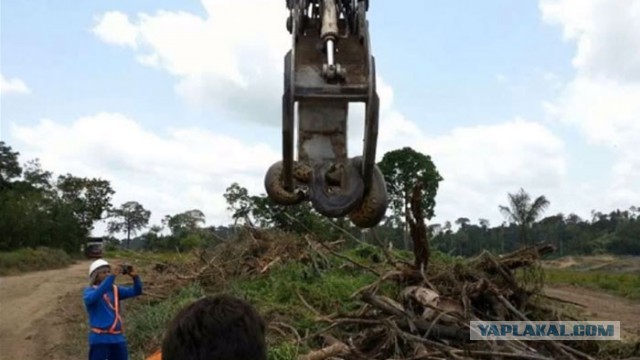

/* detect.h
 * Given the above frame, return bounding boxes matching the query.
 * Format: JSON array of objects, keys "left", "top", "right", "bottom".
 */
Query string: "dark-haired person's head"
[{"left": 161, "top": 294, "right": 267, "bottom": 360}]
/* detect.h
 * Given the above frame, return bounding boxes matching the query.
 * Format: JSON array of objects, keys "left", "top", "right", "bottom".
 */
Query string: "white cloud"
[
  {"left": 346, "top": 77, "right": 568, "bottom": 225},
  {"left": 10, "top": 113, "right": 280, "bottom": 232},
  {"left": 345, "top": 77, "right": 425, "bottom": 158},
  {"left": 551, "top": 78, "right": 640, "bottom": 148},
  {"left": 91, "top": 1, "right": 289, "bottom": 125},
  {"left": 378, "top": 116, "right": 567, "bottom": 226},
  {"left": 540, "top": 0, "right": 640, "bottom": 210},
  {"left": 83, "top": 1, "right": 575, "bottom": 229},
  {"left": 8, "top": 105, "right": 569, "bottom": 233},
  {"left": 540, "top": 0, "right": 640, "bottom": 82},
  {"left": 1, "top": 73, "right": 30, "bottom": 95},
  {"left": 426, "top": 119, "right": 566, "bottom": 189},
  {"left": 92, "top": 11, "right": 139, "bottom": 48}
]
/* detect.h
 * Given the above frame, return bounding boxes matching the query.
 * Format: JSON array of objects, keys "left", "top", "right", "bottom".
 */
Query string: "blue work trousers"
[{"left": 89, "top": 342, "right": 129, "bottom": 360}]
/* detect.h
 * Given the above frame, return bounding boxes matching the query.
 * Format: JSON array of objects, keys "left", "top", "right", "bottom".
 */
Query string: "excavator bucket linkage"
[{"left": 264, "top": 0, "right": 388, "bottom": 228}]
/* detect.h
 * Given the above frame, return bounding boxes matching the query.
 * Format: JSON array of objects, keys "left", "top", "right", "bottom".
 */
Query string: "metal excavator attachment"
[{"left": 264, "top": 0, "right": 388, "bottom": 228}]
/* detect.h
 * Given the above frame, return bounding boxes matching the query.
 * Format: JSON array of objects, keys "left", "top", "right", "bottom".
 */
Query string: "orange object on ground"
[{"left": 145, "top": 349, "right": 161, "bottom": 360}]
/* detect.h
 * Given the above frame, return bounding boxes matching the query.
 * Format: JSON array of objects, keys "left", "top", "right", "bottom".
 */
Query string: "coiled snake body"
[
  {"left": 264, "top": 157, "right": 388, "bottom": 228},
  {"left": 264, "top": 161, "right": 313, "bottom": 205}
]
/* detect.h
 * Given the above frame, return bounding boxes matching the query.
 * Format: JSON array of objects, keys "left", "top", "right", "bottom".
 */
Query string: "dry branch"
[
  {"left": 145, "top": 226, "right": 609, "bottom": 360},
  {"left": 297, "top": 342, "right": 350, "bottom": 360}
]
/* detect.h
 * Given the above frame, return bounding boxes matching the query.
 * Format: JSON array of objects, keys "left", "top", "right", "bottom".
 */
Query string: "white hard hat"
[{"left": 89, "top": 259, "right": 110, "bottom": 276}]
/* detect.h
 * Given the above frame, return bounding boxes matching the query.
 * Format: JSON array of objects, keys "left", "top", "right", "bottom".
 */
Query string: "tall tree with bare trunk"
[{"left": 378, "top": 147, "right": 443, "bottom": 250}]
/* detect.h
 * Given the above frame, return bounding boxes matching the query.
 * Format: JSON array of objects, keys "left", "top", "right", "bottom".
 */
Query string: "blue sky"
[{"left": 2, "top": 0, "right": 639, "bottom": 233}]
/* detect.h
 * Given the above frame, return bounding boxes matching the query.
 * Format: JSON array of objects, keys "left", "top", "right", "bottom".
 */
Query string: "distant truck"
[{"left": 84, "top": 237, "right": 104, "bottom": 258}]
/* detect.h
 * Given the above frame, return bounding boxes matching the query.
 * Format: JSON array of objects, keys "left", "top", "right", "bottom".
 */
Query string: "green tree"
[
  {"left": 0, "top": 141, "right": 23, "bottom": 190},
  {"left": 607, "top": 219, "right": 640, "bottom": 255},
  {"left": 222, "top": 183, "right": 345, "bottom": 240},
  {"left": 0, "top": 143, "right": 89, "bottom": 253},
  {"left": 455, "top": 217, "right": 470, "bottom": 229},
  {"left": 249, "top": 196, "right": 337, "bottom": 236},
  {"left": 163, "top": 209, "right": 206, "bottom": 238},
  {"left": 180, "top": 234, "right": 204, "bottom": 251},
  {"left": 22, "top": 159, "right": 53, "bottom": 191},
  {"left": 499, "top": 188, "right": 550, "bottom": 246},
  {"left": 107, "top": 201, "right": 151, "bottom": 248},
  {"left": 378, "top": 147, "right": 443, "bottom": 249},
  {"left": 55, "top": 174, "right": 115, "bottom": 234},
  {"left": 223, "top": 183, "right": 253, "bottom": 225}
]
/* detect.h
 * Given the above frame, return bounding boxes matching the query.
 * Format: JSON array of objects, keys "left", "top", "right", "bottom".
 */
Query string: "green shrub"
[
  {"left": 0, "top": 246, "right": 74, "bottom": 275},
  {"left": 180, "top": 234, "right": 203, "bottom": 250}
]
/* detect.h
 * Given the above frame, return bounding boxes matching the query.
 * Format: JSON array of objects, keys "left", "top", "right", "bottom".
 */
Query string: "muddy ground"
[{"left": 545, "top": 285, "right": 640, "bottom": 343}]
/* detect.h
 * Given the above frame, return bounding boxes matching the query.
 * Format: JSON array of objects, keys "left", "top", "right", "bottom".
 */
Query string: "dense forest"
[
  {"left": 1, "top": 141, "right": 638, "bottom": 257},
  {"left": 0, "top": 141, "right": 114, "bottom": 253},
  {"left": 430, "top": 207, "right": 640, "bottom": 257}
]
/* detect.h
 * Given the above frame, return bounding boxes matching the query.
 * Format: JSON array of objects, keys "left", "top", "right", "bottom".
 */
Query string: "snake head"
[{"left": 325, "top": 162, "right": 345, "bottom": 186}]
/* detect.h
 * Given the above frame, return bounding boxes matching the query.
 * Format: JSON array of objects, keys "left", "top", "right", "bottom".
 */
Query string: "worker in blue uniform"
[{"left": 84, "top": 259, "right": 143, "bottom": 360}]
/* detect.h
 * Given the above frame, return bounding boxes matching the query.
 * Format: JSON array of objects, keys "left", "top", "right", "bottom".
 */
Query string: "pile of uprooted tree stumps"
[
  {"left": 294, "top": 181, "right": 611, "bottom": 360},
  {"left": 296, "top": 242, "right": 608, "bottom": 360}
]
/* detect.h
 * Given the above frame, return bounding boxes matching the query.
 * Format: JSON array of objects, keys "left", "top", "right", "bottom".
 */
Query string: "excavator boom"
[{"left": 264, "top": 0, "right": 388, "bottom": 228}]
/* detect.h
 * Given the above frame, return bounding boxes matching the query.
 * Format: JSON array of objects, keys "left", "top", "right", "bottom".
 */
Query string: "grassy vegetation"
[
  {"left": 105, "top": 249, "right": 192, "bottom": 266},
  {"left": 125, "top": 283, "right": 206, "bottom": 360},
  {"left": 544, "top": 268, "right": 640, "bottom": 300},
  {"left": 228, "top": 244, "right": 408, "bottom": 358},
  {"left": 118, "top": 243, "right": 407, "bottom": 360},
  {"left": 231, "top": 259, "right": 377, "bottom": 330},
  {"left": 0, "top": 246, "right": 75, "bottom": 276}
]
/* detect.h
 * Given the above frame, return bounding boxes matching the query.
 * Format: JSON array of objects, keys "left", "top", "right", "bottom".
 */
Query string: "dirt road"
[
  {"left": 0, "top": 260, "right": 91, "bottom": 360},
  {"left": 545, "top": 284, "right": 640, "bottom": 341}
]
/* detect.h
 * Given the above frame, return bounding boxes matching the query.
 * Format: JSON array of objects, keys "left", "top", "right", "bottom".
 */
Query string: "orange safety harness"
[{"left": 91, "top": 284, "right": 123, "bottom": 335}]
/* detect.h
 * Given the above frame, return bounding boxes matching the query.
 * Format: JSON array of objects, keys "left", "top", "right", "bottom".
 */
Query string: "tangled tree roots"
[
  {"left": 294, "top": 242, "right": 624, "bottom": 360},
  {"left": 140, "top": 227, "right": 636, "bottom": 360}
]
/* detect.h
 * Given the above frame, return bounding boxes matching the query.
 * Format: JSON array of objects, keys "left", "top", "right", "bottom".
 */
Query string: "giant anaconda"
[
  {"left": 264, "top": 160, "right": 313, "bottom": 205},
  {"left": 309, "top": 160, "right": 364, "bottom": 217},
  {"left": 264, "top": 157, "right": 388, "bottom": 228},
  {"left": 345, "top": 156, "right": 388, "bottom": 228}
]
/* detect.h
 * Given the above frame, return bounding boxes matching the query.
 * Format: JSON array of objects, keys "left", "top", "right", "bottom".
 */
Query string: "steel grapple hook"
[{"left": 264, "top": 0, "right": 388, "bottom": 228}]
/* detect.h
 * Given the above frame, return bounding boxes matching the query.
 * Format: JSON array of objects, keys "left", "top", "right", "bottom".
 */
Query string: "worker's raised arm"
[
  {"left": 83, "top": 274, "right": 115, "bottom": 305},
  {"left": 118, "top": 274, "right": 143, "bottom": 299}
]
